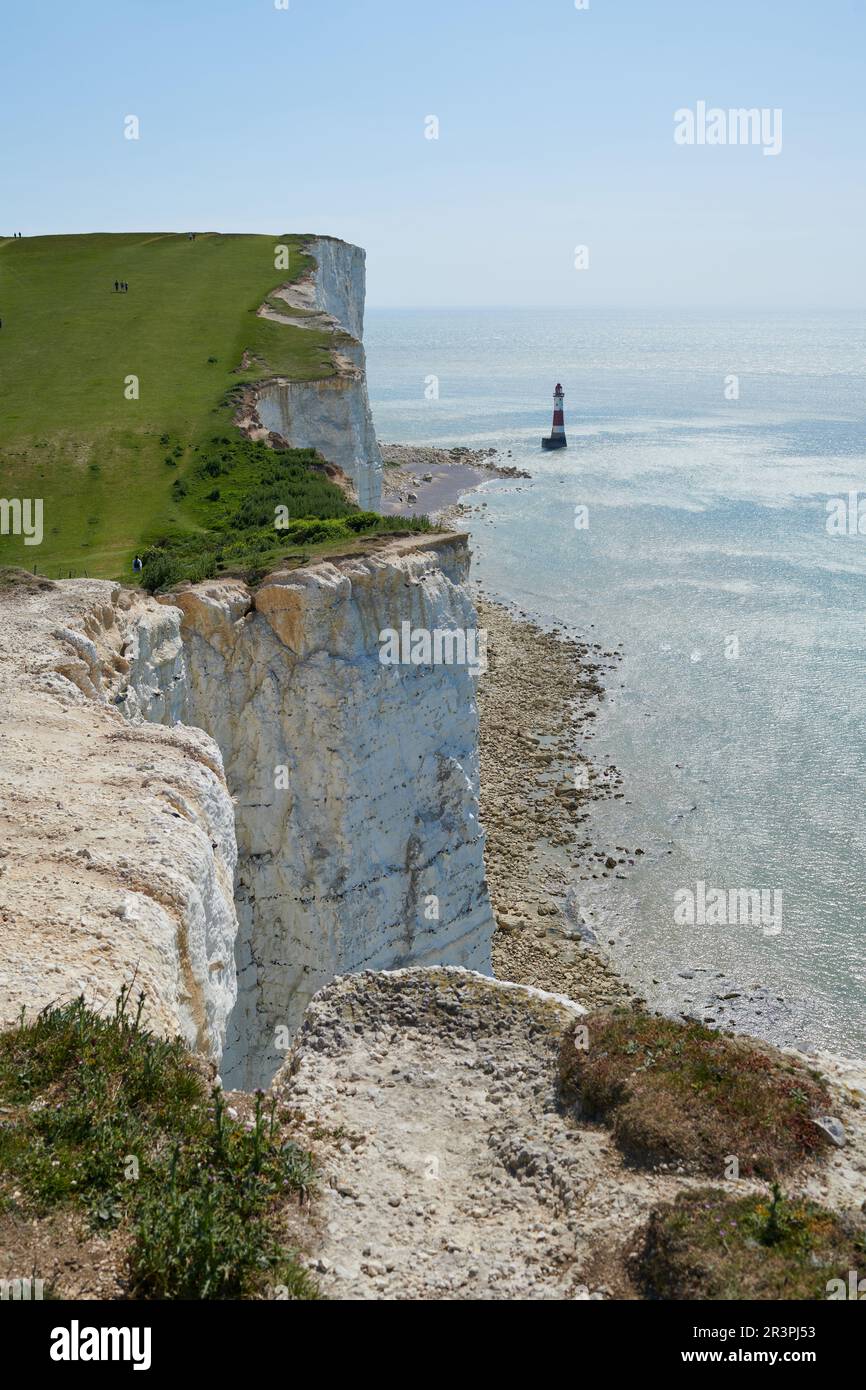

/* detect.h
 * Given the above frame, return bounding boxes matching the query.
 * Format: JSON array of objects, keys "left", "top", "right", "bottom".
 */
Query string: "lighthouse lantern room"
[{"left": 542, "top": 382, "right": 567, "bottom": 449}]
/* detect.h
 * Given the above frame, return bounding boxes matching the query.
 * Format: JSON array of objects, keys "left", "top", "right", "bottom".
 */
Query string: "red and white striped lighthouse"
[{"left": 542, "top": 382, "right": 567, "bottom": 449}]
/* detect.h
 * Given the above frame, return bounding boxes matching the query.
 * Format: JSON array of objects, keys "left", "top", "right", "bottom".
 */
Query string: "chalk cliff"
[
  {"left": 168, "top": 534, "right": 494, "bottom": 1088},
  {"left": 0, "top": 238, "right": 493, "bottom": 1087},
  {"left": 0, "top": 534, "right": 495, "bottom": 1088},
  {"left": 241, "top": 236, "right": 384, "bottom": 510}
]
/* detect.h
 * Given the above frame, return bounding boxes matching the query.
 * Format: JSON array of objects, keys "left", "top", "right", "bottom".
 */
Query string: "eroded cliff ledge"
[{"left": 0, "top": 573, "right": 238, "bottom": 1059}]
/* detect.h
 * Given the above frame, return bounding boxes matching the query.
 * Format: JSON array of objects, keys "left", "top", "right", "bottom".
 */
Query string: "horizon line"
[{"left": 365, "top": 303, "right": 866, "bottom": 314}]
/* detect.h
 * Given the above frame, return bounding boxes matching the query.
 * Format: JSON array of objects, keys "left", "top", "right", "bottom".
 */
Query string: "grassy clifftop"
[{"left": 0, "top": 232, "right": 341, "bottom": 577}]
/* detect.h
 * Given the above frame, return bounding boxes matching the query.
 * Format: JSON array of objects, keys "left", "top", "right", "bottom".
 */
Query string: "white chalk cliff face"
[
  {"left": 169, "top": 534, "right": 495, "bottom": 1089},
  {"left": 245, "top": 236, "right": 384, "bottom": 510},
  {"left": 293, "top": 235, "right": 366, "bottom": 340},
  {"left": 0, "top": 578, "right": 238, "bottom": 1060},
  {"left": 0, "top": 535, "right": 495, "bottom": 1089}
]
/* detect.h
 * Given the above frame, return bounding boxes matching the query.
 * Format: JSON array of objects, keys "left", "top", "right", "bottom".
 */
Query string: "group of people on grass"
[{"left": 113, "top": 280, "right": 129, "bottom": 293}]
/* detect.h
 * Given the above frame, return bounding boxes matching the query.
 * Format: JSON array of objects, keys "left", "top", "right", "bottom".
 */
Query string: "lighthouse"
[{"left": 542, "top": 382, "right": 567, "bottom": 449}]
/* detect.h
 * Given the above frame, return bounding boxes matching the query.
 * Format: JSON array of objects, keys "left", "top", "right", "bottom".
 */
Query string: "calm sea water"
[{"left": 365, "top": 308, "right": 866, "bottom": 1057}]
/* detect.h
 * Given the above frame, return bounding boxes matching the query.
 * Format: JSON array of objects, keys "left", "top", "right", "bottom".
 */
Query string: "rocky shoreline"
[
  {"left": 384, "top": 439, "right": 817, "bottom": 1039},
  {"left": 386, "top": 447, "right": 644, "bottom": 1013},
  {"left": 465, "top": 520, "right": 864, "bottom": 1071},
  {"left": 380, "top": 442, "right": 530, "bottom": 520},
  {"left": 474, "top": 595, "right": 640, "bottom": 1012}
]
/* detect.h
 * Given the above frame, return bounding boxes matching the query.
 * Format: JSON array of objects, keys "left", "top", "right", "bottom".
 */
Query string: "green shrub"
[
  {"left": 140, "top": 549, "right": 183, "bottom": 593},
  {"left": 129, "top": 1090, "right": 317, "bottom": 1300},
  {"left": 285, "top": 517, "right": 350, "bottom": 544},
  {"left": 344, "top": 511, "right": 380, "bottom": 533},
  {"left": 139, "top": 434, "right": 435, "bottom": 588}
]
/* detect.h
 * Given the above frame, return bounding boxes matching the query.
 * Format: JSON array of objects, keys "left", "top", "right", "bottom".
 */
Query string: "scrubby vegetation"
[
  {"left": 636, "top": 1186, "right": 865, "bottom": 1300},
  {"left": 560, "top": 1009, "right": 832, "bottom": 1177},
  {"left": 0, "top": 988, "right": 317, "bottom": 1299},
  {"left": 139, "top": 432, "right": 433, "bottom": 591}
]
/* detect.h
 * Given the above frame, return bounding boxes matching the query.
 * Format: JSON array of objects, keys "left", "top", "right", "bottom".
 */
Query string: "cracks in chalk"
[{"left": 397, "top": 832, "right": 423, "bottom": 964}]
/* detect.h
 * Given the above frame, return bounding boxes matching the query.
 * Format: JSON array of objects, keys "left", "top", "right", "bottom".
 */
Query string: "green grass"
[
  {"left": 0, "top": 232, "right": 339, "bottom": 577},
  {"left": 560, "top": 1009, "right": 832, "bottom": 1178},
  {"left": 137, "top": 430, "right": 433, "bottom": 592},
  {"left": 636, "top": 1186, "right": 866, "bottom": 1300},
  {"left": 0, "top": 989, "right": 318, "bottom": 1300}
]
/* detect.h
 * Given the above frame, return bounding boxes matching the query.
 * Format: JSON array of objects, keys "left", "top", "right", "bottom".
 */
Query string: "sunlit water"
[{"left": 366, "top": 308, "right": 866, "bottom": 1057}]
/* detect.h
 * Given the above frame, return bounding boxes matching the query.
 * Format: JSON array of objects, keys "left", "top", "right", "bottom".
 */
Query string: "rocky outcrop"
[
  {"left": 0, "top": 576, "right": 238, "bottom": 1059},
  {"left": 277, "top": 967, "right": 866, "bottom": 1301},
  {"left": 242, "top": 236, "right": 383, "bottom": 510},
  {"left": 115, "top": 594, "right": 188, "bottom": 724},
  {"left": 276, "top": 968, "right": 588, "bottom": 1299},
  {"left": 168, "top": 534, "right": 495, "bottom": 1088}
]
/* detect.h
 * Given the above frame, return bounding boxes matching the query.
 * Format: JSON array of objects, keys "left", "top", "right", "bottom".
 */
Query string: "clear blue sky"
[{"left": 3, "top": 0, "right": 863, "bottom": 307}]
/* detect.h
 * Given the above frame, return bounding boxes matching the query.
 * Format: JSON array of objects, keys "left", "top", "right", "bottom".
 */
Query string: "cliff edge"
[{"left": 238, "top": 235, "right": 384, "bottom": 510}]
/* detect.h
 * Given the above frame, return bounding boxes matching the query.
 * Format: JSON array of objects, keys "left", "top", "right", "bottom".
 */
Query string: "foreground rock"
[
  {"left": 279, "top": 968, "right": 866, "bottom": 1301},
  {"left": 277, "top": 967, "right": 590, "bottom": 1299}
]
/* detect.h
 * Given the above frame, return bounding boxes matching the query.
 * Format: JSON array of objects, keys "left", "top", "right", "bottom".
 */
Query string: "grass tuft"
[
  {"left": 0, "top": 988, "right": 317, "bottom": 1299},
  {"left": 636, "top": 1186, "right": 866, "bottom": 1300},
  {"left": 560, "top": 1009, "right": 833, "bottom": 1177}
]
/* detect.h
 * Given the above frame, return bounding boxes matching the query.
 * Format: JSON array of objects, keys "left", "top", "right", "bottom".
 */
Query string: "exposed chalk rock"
[
  {"left": 168, "top": 534, "right": 495, "bottom": 1088},
  {"left": 244, "top": 236, "right": 383, "bottom": 510},
  {"left": 120, "top": 597, "right": 189, "bottom": 724},
  {"left": 0, "top": 577, "right": 238, "bottom": 1059},
  {"left": 1, "top": 533, "right": 496, "bottom": 1086},
  {"left": 274, "top": 966, "right": 592, "bottom": 1300}
]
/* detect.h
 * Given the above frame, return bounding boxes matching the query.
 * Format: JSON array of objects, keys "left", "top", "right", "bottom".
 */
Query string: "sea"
[{"left": 365, "top": 307, "right": 866, "bottom": 1059}]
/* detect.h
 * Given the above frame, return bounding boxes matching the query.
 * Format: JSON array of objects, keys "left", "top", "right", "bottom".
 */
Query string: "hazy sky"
[{"left": 4, "top": 0, "right": 864, "bottom": 307}]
